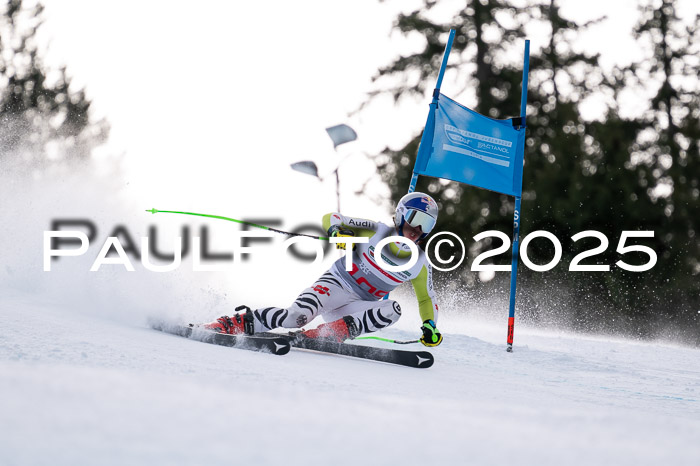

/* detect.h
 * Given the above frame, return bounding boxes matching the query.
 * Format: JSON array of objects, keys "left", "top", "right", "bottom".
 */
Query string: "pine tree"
[
  {"left": 0, "top": 0, "right": 108, "bottom": 166},
  {"left": 619, "top": 0, "right": 700, "bottom": 335},
  {"left": 370, "top": 1, "right": 604, "bottom": 279},
  {"left": 372, "top": 0, "right": 531, "bottom": 248}
]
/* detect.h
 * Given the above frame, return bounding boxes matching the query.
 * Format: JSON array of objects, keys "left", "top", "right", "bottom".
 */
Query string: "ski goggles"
[{"left": 404, "top": 208, "right": 436, "bottom": 233}]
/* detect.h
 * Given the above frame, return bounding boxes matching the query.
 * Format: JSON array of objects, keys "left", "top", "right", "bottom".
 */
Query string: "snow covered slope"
[{"left": 1, "top": 291, "right": 698, "bottom": 466}]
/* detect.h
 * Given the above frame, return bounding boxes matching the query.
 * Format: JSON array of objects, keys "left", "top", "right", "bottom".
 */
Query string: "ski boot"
[
  {"left": 301, "top": 316, "right": 360, "bottom": 342},
  {"left": 203, "top": 305, "right": 255, "bottom": 335}
]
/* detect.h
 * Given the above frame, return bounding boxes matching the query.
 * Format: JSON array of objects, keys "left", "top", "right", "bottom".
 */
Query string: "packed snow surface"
[{"left": 1, "top": 291, "right": 698, "bottom": 466}]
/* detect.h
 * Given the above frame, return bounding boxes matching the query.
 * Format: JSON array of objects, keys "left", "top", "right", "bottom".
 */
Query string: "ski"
[
  {"left": 151, "top": 322, "right": 291, "bottom": 355},
  {"left": 151, "top": 322, "right": 431, "bottom": 366},
  {"left": 286, "top": 335, "right": 434, "bottom": 369}
]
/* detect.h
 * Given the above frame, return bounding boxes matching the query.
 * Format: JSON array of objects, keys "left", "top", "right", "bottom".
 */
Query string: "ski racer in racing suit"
[{"left": 204, "top": 192, "right": 443, "bottom": 347}]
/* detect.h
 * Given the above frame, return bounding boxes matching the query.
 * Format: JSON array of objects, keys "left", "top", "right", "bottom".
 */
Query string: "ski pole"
[
  {"left": 355, "top": 336, "right": 419, "bottom": 345},
  {"left": 146, "top": 208, "right": 329, "bottom": 240}
]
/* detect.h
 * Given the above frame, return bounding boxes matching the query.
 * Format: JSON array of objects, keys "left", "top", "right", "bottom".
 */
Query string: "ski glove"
[
  {"left": 420, "top": 319, "right": 443, "bottom": 347},
  {"left": 328, "top": 225, "right": 356, "bottom": 250}
]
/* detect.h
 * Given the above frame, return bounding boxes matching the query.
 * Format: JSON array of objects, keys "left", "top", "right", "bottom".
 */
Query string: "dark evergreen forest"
[{"left": 369, "top": 0, "right": 699, "bottom": 343}]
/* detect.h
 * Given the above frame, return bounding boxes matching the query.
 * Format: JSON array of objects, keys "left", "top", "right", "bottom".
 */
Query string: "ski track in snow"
[{"left": 1, "top": 295, "right": 699, "bottom": 466}]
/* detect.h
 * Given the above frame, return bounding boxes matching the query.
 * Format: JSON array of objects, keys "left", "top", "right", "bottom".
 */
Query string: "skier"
[{"left": 204, "top": 192, "right": 443, "bottom": 347}]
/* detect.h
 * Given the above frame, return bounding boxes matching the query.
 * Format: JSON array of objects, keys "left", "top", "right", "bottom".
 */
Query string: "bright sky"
[
  {"left": 36, "top": 0, "right": 699, "bottom": 222},
  {"left": 37, "top": 1, "right": 414, "bottom": 223}
]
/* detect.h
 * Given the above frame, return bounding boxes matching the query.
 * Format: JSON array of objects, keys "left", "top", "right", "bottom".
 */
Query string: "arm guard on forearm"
[{"left": 411, "top": 264, "right": 438, "bottom": 323}]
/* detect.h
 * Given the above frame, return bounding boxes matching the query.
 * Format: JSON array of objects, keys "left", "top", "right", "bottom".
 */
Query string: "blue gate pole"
[
  {"left": 507, "top": 39, "right": 529, "bottom": 353},
  {"left": 506, "top": 196, "right": 521, "bottom": 352},
  {"left": 408, "top": 29, "right": 456, "bottom": 194},
  {"left": 520, "top": 40, "right": 530, "bottom": 124}
]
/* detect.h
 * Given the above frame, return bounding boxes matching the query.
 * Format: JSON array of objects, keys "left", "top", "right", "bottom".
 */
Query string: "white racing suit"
[{"left": 249, "top": 213, "right": 439, "bottom": 336}]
